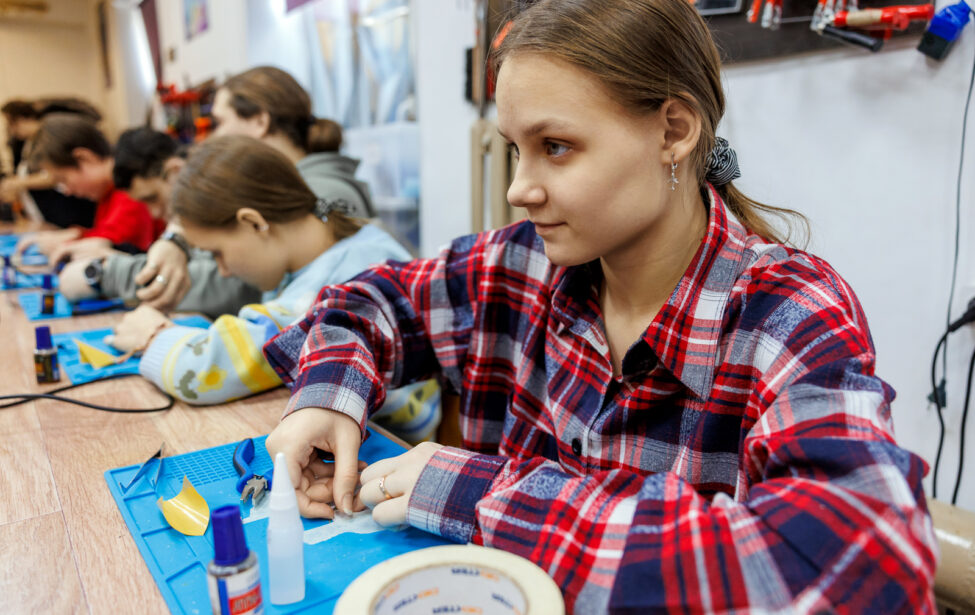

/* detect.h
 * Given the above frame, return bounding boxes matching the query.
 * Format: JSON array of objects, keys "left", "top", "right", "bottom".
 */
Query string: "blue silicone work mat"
[
  {"left": 18, "top": 290, "right": 72, "bottom": 319},
  {"left": 52, "top": 315, "right": 212, "bottom": 384},
  {"left": 105, "top": 433, "right": 450, "bottom": 614},
  {"left": 18, "top": 292, "right": 132, "bottom": 320},
  {"left": 2, "top": 270, "right": 49, "bottom": 290},
  {"left": 0, "top": 233, "right": 47, "bottom": 264}
]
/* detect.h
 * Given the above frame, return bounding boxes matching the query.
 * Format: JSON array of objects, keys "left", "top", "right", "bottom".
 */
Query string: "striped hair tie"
[{"left": 705, "top": 137, "right": 741, "bottom": 186}]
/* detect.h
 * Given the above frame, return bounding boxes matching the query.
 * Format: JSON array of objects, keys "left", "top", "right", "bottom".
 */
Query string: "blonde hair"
[
  {"left": 172, "top": 135, "right": 362, "bottom": 240},
  {"left": 492, "top": 0, "right": 807, "bottom": 246}
]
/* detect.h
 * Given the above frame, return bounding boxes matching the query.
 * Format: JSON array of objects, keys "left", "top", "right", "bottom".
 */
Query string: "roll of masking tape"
[{"left": 336, "top": 544, "right": 565, "bottom": 614}]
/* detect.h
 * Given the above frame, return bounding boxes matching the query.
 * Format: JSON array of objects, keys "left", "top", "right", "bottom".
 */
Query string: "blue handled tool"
[
  {"left": 233, "top": 438, "right": 271, "bottom": 506},
  {"left": 72, "top": 297, "right": 126, "bottom": 316}
]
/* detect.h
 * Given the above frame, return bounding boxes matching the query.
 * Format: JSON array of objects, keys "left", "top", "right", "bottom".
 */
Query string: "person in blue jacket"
[{"left": 109, "top": 135, "right": 439, "bottom": 443}]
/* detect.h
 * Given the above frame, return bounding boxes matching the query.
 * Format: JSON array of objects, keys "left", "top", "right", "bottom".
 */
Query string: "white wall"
[
  {"left": 97, "top": 2, "right": 159, "bottom": 138},
  {"left": 722, "top": 35, "right": 975, "bottom": 509},
  {"left": 415, "top": 0, "right": 479, "bottom": 257},
  {"left": 413, "top": 5, "right": 975, "bottom": 509},
  {"left": 157, "top": 0, "right": 249, "bottom": 87},
  {"left": 0, "top": 1, "right": 103, "bottom": 150}
]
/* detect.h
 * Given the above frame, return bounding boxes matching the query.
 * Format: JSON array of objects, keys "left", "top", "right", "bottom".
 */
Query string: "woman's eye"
[{"left": 545, "top": 141, "right": 569, "bottom": 157}]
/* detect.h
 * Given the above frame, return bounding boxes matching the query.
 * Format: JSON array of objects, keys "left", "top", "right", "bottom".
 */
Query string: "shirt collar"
[{"left": 550, "top": 185, "right": 752, "bottom": 398}]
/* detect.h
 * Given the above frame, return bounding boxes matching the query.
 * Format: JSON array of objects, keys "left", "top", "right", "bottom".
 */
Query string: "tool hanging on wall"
[
  {"left": 812, "top": 4, "right": 935, "bottom": 51},
  {"left": 917, "top": 0, "right": 972, "bottom": 59}
]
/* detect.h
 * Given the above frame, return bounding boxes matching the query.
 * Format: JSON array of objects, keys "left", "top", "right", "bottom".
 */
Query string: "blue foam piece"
[
  {"left": 2, "top": 270, "right": 49, "bottom": 290},
  {"left": 0, "top": 234, "right": 20, "bottom": 253},
  {"left": 105, "top": 433, "right": 450, "bottom": 615},
  {"left": 0, "top": 233, "right": 46, "bottom": 263},
  {"left": 18, "top": 291, "right": 73, "bottom": 319},
  {"left": 20, "top": 252, "right": 48, "bottom": 266},
  {"left": 52, "top": 316, "right": 211, "bottom": 384}
]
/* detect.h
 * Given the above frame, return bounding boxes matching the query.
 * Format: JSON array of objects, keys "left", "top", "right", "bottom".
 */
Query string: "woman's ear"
[
  {"left": 658, "top": 98, "right": 702, "bottom": 165},
  {"left": 254, "top": 110, "right": 272, "bottom": 138},
  {"left": 236, "top": 208, "right": 270, "bottom": 233}
]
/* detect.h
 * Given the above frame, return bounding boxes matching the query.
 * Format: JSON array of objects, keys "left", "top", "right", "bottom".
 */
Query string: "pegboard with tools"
[{"left": 706, "top": 0, "right": 936, "bottom": 59}]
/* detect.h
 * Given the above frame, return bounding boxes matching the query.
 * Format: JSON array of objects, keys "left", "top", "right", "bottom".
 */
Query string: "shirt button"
[{"left": 571, "top": 438, "right": 582, "bottom": 456}]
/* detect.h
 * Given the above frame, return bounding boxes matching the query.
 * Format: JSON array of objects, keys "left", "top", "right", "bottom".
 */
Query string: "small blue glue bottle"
[
  {"left": 40, "top": 274, "right": 55, "bottom": 315},
  {"left": 34, "top": 325, "right": 60, "bottom": 384},
  {"left": 207, "top": 505, "right": 264, "bottom": 615},
  {"left": 2, "top": 255, "right": 16, "bottom": 288}
]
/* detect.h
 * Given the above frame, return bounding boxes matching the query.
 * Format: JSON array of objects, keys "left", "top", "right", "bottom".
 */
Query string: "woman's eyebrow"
[{"left": 498, "top": 119, "right": 573, "bottom": 141}]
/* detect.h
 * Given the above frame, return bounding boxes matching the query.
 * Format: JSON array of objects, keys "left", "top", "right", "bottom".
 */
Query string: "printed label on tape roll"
[
  {"left": 336, "top": 544, "right": 564, "bottom": 615},
  {"left": 372, "top": 563, "right": 526, "bottom": 614}
]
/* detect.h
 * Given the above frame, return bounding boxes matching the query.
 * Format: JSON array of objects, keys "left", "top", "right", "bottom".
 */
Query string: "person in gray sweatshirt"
[
  {"left": 123, "top": 66, "right": 378, "bottom": 312},
  {"left": 58, "top": 128, "right": 262, "bottom": 318}
]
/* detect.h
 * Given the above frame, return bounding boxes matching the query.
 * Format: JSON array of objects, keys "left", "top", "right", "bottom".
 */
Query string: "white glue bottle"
[{"left": 268, "top": 451, "right": 306, "bottom": 604}]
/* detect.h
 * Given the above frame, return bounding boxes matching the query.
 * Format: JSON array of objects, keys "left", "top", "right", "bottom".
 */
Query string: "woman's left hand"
[
  {"left": 107, "top": 304, "right": 173, "bottom": 353},
  {"left": 356, "top": 441, "right": 443, "bottom": 527}
]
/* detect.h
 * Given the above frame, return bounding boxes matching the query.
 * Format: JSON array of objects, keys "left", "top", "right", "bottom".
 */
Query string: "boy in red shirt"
[{"left": 15, "top": 114, "right": 158, "bottom": 261}]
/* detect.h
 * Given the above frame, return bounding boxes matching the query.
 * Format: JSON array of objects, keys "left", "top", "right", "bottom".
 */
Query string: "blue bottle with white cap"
[{"left": 207, "top": 505, "right": 264, "bottom": 615}]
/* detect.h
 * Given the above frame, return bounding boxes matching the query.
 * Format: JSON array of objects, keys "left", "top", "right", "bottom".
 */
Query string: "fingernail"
[{"left": 343, "top": 494, "right": 353, "bottom": 515}]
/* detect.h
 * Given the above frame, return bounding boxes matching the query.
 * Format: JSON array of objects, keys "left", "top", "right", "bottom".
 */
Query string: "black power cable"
[
  {"left": 953, "top": 343, "right": 975, "bottom": 504},
  {"left": 929, "top": 300, "right": 975, "bottom": 498},
  {"left": 930, "top": 330, "right": 949, "bottom": 499},
  {"left": 0, "top": 373, "right": 175, "bottom": 413},
  {"left": 930, "top": 11, "right": 975, "bottom": 501},
  {"left": 949, "top": 17, "right": 975, "bottom": 504}
]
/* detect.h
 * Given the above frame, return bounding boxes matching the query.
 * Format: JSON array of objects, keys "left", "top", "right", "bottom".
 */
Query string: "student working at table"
[
  {"left": 263, "top": 0, "right": 938, "bottom": 612},
  {"left": 106, "top": 135, "right": 440, "bottom": 444},
  {"left": 111, "top": 66, "right": 381, "bottom": 318},
  {"left": 1, "top": 97, "right": 100, "bottom": 229},
  {"left": 58, "top": 127, "right": 261, "bottom": 319},
  {"left": 14, "top": 114, "right": 160, "bottom": 261}
]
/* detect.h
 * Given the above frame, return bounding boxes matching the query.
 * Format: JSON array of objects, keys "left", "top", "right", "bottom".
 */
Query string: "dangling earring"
[{"left": 669, "top": 152, "right": 679, "bottom": 191}]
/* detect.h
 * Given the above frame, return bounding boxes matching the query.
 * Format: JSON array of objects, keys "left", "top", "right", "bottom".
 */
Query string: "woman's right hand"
[
  {"left": 265, "top": 407, "right": 365, "bottom": 519},
  {"left": 134, "top": 238, "right": 191, "bottom": 312}
]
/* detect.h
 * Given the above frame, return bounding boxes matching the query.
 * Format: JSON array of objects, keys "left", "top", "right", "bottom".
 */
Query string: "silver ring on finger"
[
  {"left": 155, "top": 274, "right": 167, "bottom": 285},
  {"left": 378, "top": 475, "right": 393, "bottom": 501}
]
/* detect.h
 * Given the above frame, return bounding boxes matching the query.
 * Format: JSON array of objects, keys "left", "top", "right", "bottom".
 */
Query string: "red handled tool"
[
  {"left": 814, "top": 3, "right": 935, "bottom": 51},
  {"left": 832, "top": 4, "right": 935, "bottom": 30}
]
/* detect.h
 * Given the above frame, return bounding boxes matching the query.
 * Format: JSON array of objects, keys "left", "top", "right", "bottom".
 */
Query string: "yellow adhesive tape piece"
[
  {"left": 336, "top": 544, "right": 564, "bottom": 615},
  {"left": 157, "top": 476, "right": 210, "bottom": 536},
  {"left": 74, "top": 339, "right": 119, "bottom": 369}
]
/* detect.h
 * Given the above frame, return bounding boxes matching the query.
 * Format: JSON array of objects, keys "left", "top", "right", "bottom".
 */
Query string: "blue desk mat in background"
[
  {"left": 18, "top": 290, "right": 72, "bottom": 319},
  {"left": 18, "top": 292, "right": 132, "bottom": 320},
  {"left": 105, "top": 433, "right": 450, "bottom": 614},
  {"left": 52, "top": 315, "right": 211, "bottom": 384},
  {"left": 0, "top": 233, "right": 48, "bottom": 265},
  {"left": 2, "top": 270, "right": 49, "bottom": 290}
]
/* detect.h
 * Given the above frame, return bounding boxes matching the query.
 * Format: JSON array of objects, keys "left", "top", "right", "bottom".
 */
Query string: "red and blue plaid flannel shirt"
[{"left": 265, "top": 186, "right": 937, "bottom": 614}]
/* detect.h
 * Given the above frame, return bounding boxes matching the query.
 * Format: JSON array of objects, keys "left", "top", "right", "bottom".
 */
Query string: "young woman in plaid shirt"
[{"left": 264, "top": 0, "right": 938, "bottom": 611}]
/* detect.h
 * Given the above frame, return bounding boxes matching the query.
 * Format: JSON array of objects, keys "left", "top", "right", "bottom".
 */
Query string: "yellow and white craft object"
[
  {"left": 336, "top": 544, "right": 564, "bottom": 615},
  {"left": 74, "top": 339, "right": 119, "bottom": 369},
  {"left": 158, "top": 476, "right": 210, "bottom": 536}
]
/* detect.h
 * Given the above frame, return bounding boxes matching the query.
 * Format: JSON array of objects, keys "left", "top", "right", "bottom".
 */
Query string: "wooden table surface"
[{"left": 0, "top": 275, "right": 403, "bottom": 614}]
